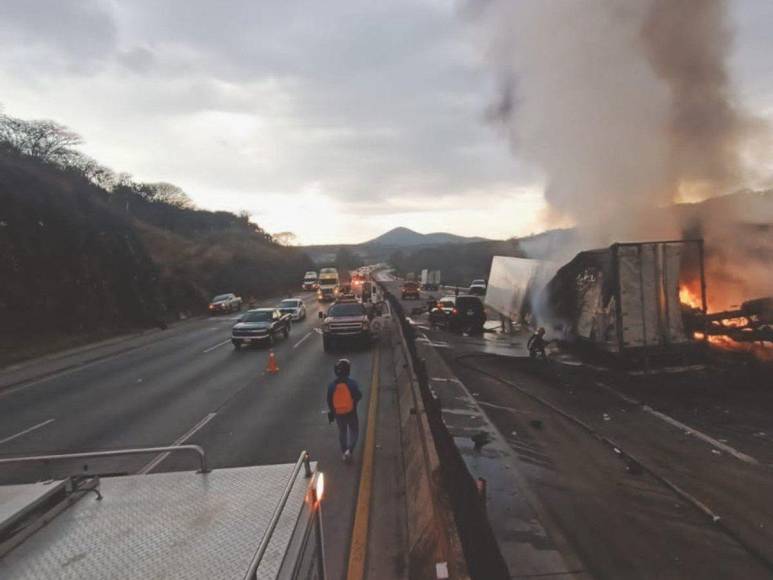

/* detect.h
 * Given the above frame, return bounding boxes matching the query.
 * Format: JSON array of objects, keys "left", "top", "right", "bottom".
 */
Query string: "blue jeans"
[{"left": 335, "top": 411, "right": 359, "bottom": 453}]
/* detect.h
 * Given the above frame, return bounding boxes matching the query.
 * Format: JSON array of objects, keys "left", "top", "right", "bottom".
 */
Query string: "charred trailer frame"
[{"left": 540, "top": 240, "right": 706, "bottom": 360}]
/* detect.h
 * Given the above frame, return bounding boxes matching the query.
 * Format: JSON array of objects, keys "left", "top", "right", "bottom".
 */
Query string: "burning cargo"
[{"left": 540, "top": 240, "right": 706, "bottom": 356}]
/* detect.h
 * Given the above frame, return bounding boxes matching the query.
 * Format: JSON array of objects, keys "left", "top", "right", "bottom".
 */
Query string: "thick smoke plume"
[
  {"left": 478, "top": 0, "right": 754, "bottom": 242},
  {"left": 475, "top": 0, "right": 771, "bottom": 308}
]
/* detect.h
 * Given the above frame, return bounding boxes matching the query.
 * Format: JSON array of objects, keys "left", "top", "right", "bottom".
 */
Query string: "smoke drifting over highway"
[{"left": 478, "top": 0, "right": 760, "bottom": 247}]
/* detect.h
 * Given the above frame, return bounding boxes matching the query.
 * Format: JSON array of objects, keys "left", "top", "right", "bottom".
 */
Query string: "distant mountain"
[{"left": 363, "top": 227, "right": 489, "bottom": 247}]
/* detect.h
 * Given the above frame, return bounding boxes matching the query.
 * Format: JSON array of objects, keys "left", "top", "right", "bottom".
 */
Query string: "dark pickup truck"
[
  {"left": 319, "top": 299, "right": 372, "bottom": 352},
  {"left": 231, "top": 308, "right": 292, "bottom": 349}
]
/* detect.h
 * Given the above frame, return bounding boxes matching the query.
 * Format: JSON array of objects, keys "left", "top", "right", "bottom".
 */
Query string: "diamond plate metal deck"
[
  {"left": 0, "top": 463, "right": 314, "bottom": 580},
  {"left": 0, "top": 481, "right": 66, "bottom": 531}
]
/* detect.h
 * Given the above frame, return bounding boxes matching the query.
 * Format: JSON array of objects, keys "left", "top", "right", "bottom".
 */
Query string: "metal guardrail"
[
  {"left": 243, "top": 450, "right": 312, "bottom": 580},
  {"left": 0, "top": 444, "right": 209, "bottom": 473}
]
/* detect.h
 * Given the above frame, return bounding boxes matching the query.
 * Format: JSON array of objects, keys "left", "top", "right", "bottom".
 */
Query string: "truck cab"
[{"left": 317, "top": 268, "right": 339, "bottom": 302}]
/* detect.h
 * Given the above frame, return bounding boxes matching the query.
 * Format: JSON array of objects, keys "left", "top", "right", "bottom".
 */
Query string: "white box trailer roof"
[
  {"left": 0, "top": 448, "right": 324, "bottom": 580},
  {"left": 484, "top": 256, "right": 557, "bottom": 322}
]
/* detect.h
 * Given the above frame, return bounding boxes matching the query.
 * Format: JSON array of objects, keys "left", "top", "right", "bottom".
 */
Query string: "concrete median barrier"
[{"left": 379, "top": 283, "right": 510, "bottom": 580}]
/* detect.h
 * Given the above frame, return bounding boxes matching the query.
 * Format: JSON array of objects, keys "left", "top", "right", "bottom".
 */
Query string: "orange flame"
[
  {"left": 680, "top": 283, "right": 771, "bottom": 360},
  {"left": 679, "top": 285, "right": 704, "bottom": 310}
]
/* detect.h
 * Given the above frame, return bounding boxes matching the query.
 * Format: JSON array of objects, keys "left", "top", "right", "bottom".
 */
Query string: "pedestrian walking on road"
[{"left": 326, "top": 358, "right": 363, "bottom": 463}]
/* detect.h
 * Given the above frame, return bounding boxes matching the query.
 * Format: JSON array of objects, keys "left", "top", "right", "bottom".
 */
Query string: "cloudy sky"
[{"left": 0, "top": 1, "right": 771, "bottom": 244}]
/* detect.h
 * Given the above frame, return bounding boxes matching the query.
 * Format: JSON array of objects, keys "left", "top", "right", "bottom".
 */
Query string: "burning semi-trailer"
[
  {"left": 484, "top": 239, "right": 771, "bottom": 364},
  {"left": 538, "top": 240, "right": 704, "bottom": 362}
]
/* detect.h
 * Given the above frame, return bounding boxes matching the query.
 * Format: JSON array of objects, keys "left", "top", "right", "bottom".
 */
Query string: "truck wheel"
[{"left": 232, "top": 340, "right": 242, "bottom": 351}]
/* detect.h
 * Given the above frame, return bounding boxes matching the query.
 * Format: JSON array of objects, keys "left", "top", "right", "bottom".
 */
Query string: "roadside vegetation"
[{"left": 0, "top": 109, "right": 312, "bottom": 364}]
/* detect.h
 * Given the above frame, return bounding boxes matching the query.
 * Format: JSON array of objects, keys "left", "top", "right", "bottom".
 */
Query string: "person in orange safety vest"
[{"left": 326, "top": 358, "right": 363, "bottom": 463}]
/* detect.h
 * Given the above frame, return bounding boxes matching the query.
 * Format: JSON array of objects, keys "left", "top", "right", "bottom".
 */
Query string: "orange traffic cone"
[{"left": 266, "top": 350, "right": 279, "bottom": 374}]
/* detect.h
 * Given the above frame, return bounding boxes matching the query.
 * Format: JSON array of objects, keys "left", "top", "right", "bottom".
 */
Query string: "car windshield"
[
  {"left": 212, "top": 294, "right": 231, "bottom": 301},
  {"left": 404, "top": 282, "right": 418, "bottom": 288},
  {"left": 279, "top": 300, "right": 299, "bottom": 308},
  {"left": 328, "top": 303, "right": 365, "bottom": 317},
  {"left": 240, "top": 311, "right": 272, "bottom": 322}
]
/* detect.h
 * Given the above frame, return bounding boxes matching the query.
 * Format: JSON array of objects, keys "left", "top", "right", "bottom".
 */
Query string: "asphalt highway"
[{"left": 0, "top": 291, "right": 376, "bottom": 580}]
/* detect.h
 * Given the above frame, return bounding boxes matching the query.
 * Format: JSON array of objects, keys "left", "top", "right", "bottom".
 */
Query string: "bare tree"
[
  {"left": 67, "top": 152, "right": 118, "bottom": 190},
  {"left": 0, "top": 113, "right": 82, "bottom": 165},
  {"left": 137, "top": 182, "right": 194, "bottom": 209},
  {"left": 274, "top": 232, "right": 298, "bottom": 246}
]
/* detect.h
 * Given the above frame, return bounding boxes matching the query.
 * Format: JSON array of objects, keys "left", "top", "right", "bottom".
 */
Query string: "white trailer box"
[
  {"left": 540, "top": 240, "right": 705, "bottom": 354},
  {"left": 484, "top": 256, "right": 556, "bottom": 323}
]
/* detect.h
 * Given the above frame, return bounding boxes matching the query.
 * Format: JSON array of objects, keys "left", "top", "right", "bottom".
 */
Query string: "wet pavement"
[{"left": 383, "top": 278, "right": 773, "bottom": 579}]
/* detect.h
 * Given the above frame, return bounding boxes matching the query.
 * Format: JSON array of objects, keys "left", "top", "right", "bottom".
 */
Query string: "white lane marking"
[
  {"left": 0, "top": 418, "right": 55, "bottom": 446},
  {"left": 643, "top": 405, "right": 759, "bottom": 465},
  {"left": 202, "top": 339, "right": 232, "bottom": 353},
  {"left": 293, "top": 331, "right": 314, "bottom": 349},
  {"left": 477, "top": 401, "right": 529, "bottom": 415},
  {"left": 594, "top": 381, "right": 759, "bottom": 465},
  {"left": 138, "top": 412, "right": 217, "bottom": 474}
]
